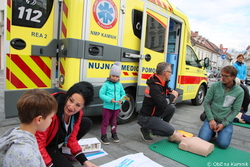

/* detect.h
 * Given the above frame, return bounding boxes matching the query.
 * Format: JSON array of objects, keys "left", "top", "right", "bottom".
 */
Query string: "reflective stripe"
[
  {"left": 144, "top": 86, "right": 151, "bottom": 97},
  {"left": 151, "top": 106, "right": 156, "bottom": 116},
  {"left": 6, "top": 54, "right": 52, "bottom": 89}
]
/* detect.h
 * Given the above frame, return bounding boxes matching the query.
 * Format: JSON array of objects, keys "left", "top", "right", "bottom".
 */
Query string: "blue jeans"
[{"left": 198, "top": 119, "right": 233, "bottom": 149}]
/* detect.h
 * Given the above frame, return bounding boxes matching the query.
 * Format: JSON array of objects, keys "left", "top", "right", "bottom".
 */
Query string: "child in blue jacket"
[{"left": 99, "top": 61, "right": 126, "bottom": 144}]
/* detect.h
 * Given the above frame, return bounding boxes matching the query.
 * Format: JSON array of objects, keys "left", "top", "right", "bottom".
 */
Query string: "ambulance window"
[
  {"left": 144, "top": 15, "right": 165, "bottom": 53},
  {"left": 150, "top": 36, "right": 155, "bottom": 48},
  {"left": 12, "top": 0, "right": 53, "bottom": 28},
  {"left": 186, "top": 46, "right": 200, "bottom": 67},
  {"left": 132, "top": 10, "right": 143, "bottom": 39},
  {"left": 159, "top": 36, "right": 163, "bottom": 46}
]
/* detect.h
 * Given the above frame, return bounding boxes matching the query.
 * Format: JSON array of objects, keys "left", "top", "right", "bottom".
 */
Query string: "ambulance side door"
[
  {"left": 184, "top": 44, "right": 203, "bottom": 97},
  {"left": 136, "top": 5, "right": 169, "bottom": 109}
]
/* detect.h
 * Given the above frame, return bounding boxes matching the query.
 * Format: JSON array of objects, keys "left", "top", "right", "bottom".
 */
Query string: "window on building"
[
  {"left": 145, "top": 14, "right": 165, "bottom": 53},
  {"left": 159, "top": 35, "right": 163, "bottom": 47},
  {"left": 150, "top": 36, "right": 155, "bottom": 48}
]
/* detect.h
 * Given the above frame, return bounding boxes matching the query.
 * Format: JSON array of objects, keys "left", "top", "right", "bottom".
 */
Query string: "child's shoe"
[
  {"left": 100, "top": 134, "right": 110, "bottom": 145},
  {"left": 111, "top": 132, "right": 120, "bottom": 143}
]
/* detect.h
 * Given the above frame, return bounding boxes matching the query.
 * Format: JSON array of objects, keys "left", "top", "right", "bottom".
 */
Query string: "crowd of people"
[{"left": 0, "top": 55, "right": 249, "bottom": 166}]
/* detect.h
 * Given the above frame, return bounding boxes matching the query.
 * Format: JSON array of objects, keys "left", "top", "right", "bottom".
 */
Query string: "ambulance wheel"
[
  {"left": 118, "top": 90, "right": 136, "bottom": 124},
  {"left": 191, "top": 85, "right": 205, "bottom": 106}
]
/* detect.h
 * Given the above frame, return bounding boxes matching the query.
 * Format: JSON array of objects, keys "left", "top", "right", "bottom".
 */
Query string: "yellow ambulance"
[{"left": 4, "top": 0, "right": 209, "bottom": 123}]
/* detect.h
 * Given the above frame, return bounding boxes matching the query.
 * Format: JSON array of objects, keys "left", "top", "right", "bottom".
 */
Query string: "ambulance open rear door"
[{"left": 136, "top": 5, "right": 169, "bottom": 109}]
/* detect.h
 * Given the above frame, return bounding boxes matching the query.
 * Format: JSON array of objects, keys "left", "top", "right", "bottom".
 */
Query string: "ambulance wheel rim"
[
  {"left": 191, "top": 85, "right": 205, "bottom": 106},
  {"left": 118, "top": 91, "right": 135, "bottom": 124}
]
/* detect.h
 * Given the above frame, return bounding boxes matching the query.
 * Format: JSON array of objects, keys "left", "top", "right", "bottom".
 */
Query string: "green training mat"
[
  {"left": 149, "top": 139, "right": 250, "bottom": 167},
  {"left": 233, "top": 122, "right": 250, "bottom": 128}
]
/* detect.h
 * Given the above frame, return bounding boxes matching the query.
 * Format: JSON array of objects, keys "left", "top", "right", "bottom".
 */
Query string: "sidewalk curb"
[{"left": 0, "top": 117, "right": 20, "bottom": 127}]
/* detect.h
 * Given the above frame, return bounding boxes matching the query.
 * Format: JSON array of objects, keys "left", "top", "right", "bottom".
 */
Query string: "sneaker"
[
  {"left": 140, "top": 128, "right": 153, "bottom": 142},
  {"left": 200, "top": 111, "right": 207, "bottom": 121},
  {"left": 100, "top": 134, "right": 110, "bottom": 145},
  {"left": 111, "top": 132, "right": 120, "bottom": 143}
]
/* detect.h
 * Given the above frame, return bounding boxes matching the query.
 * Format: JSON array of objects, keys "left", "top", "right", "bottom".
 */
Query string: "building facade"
[{"left": 191, "top": 31, "right": 233, "bottom": 71}]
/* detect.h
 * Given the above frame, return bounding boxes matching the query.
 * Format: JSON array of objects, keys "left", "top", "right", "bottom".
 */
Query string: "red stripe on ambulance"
[
  {"left": 7, "top": 19, "right": 10, "bottom": 32},
  {"left": 178, "top": 75, "right": 206, "bottom": 85},
  {"left": 7, "top": 0, "right": 11, "bottom": 6},
  {"left": 8, "top": 54, "right": 47, "bottom": 87},
  {"left": 148, "top": 0, "right": 172, "bottom": 12},
  {"left": 62, "top": 23, "right": 67, "bottom": 38},
  {"left": 147, "top": 11, "right": 166, "bottom": 28},
  {"left": 132, "top": 72, "right": 138, "bottom": 76},
  {"left": 6, "top": 67, "right": 27, "bottom": 88},
  {"left": 123, "top": 72, "right": 129, "bottom": 76},
  {"left": 60, "top": 61, "right": 65, "bottom": 76},
  {"left": 7, "top": 0, "right": 11, "bottom": 33},
  {"left": 63, "top": 1, "right": 68, "bottom": 17},
  {"left": 30, "top": 56, "right": 51, "bottom": 79},
  {"left": 62, "top": 2, "right": 68, "bottom": 37},
  {"left": 142, "top": 73, "right": 152, "bottom": 80}
]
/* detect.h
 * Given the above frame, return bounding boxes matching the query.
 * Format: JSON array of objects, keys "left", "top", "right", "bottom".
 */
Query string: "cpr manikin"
[{"left": 168, "top": 131, "right": 214, "bottom": 157}]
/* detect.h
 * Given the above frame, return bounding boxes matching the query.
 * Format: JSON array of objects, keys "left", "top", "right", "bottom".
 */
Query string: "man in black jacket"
[{"left": 138, "top": 62, "right": 179, "bottom": 141}]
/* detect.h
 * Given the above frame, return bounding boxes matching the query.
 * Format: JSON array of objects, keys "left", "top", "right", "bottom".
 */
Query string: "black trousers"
[
  {"left": 138, "top": 104, "right": 176, "bottom": 137},
  {"left": 46, "top": 117, "right": 92, "bottom": 167}
]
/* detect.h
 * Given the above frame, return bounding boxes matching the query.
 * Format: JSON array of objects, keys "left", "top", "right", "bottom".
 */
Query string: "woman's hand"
[{"left": 83, "top": 160, "right": 99, "bottom": 167}]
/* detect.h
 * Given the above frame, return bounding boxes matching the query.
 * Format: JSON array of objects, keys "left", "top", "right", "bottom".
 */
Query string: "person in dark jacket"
[
  {"left": 137, "top": 62, "right": 179, "bottom": 142},
  {"left": 235, "top": 77, "right": 250, "bottom": 113},
  {"left": 35, "top": 81, "right": 99, "bottom": 167}
]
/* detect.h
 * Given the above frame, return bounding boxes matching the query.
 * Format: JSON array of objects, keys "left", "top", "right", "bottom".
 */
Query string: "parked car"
[
  {"left": 208, "top": 71, "right": 221, "bottom": 88},
  {"left": 245, "top": 76, "right": 250, "bottom": 85},
  {"left": 206, "top": 70, "right": 214, "bottom": 78}
]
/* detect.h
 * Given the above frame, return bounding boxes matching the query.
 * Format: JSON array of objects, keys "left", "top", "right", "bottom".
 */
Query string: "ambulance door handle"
[
  {"left": 186, "top": 68, "right": 189, "bottom": 70},
  {"left": 144, "top": 54, "right": 151, "bottom": 62},
  {"left": 124, "top": 53, "right": 151, "bottom": 61},
  {"left": 10, "top": 38, "right": 26, "bottom": 50},
  {"left": 124, "top": 53, "right": 142, "bottom": 59}
]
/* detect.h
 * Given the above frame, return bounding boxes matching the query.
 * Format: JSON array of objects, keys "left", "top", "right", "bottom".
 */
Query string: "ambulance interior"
[
  {"left": 167, "top": 20, "right": 181, "bottom": 89},
  {"left": 132, "top": 10, "right": 181, "bottom": 90}
]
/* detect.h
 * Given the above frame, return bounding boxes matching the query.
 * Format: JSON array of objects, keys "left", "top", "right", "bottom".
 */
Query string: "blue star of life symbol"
[{"left": 97, "top": 2, "right": 114, "bottom": 24}]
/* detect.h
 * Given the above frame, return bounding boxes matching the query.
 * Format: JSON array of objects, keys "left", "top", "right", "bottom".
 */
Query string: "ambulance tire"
[
  {"left": 118, "top": 90, "right": 136, "bottom": 124},
  {"left": 191, "top": 85, "right": 205, "bottom": 106}
]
